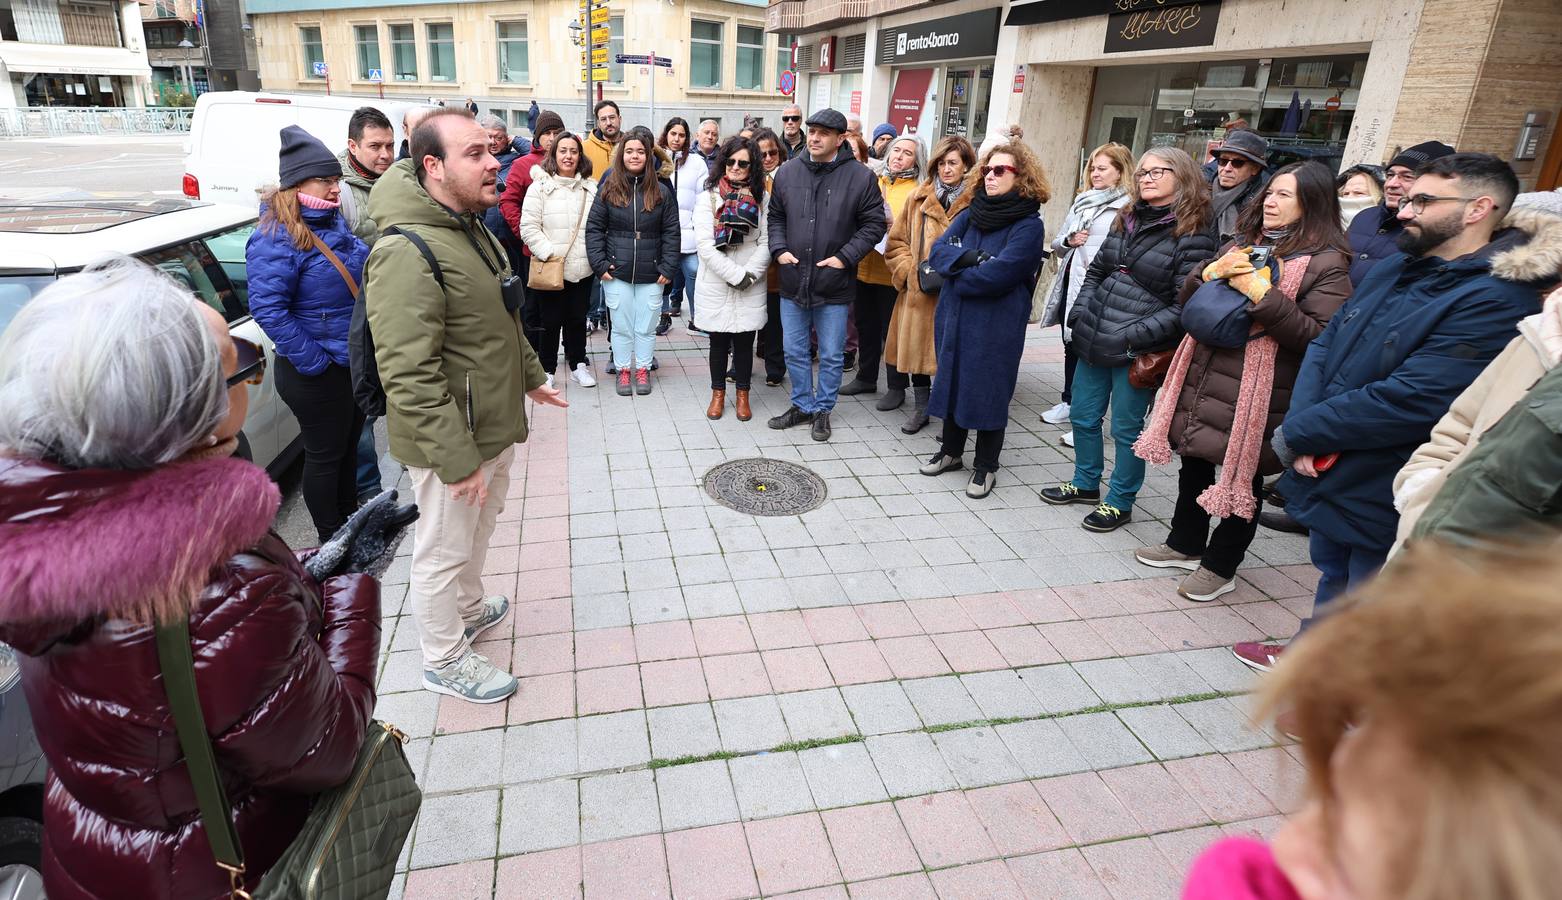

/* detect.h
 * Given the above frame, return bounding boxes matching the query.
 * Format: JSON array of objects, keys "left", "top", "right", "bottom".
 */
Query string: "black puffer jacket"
[
  {"left": 586, "top": 172, "right": 681, "bottom": 285},
  {"left": 1069, "top": 203, "right": 1219, "bottom": 368},
  {"left": 767, "top": 146, "right": 886, "bottom": 308}
]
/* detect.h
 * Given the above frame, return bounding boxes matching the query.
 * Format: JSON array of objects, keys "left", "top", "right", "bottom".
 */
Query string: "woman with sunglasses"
[
  {"left": 1044, "top": 147, "right": 1217, "bottom": 532},
  {"left": 918, "top": 142, "right": 1050, "bottom": 499},
  {"left": 751, "top": 127, "right": 789, "bottom": 386},
  {"left": 694, "top": 136, "right": 770, "bottom": 421},
  {"left": 0, "top": 258, "right": 381, "bottom": 899},
  {"left": 245, "top": 125, "right": 370, "bottom": 542}
]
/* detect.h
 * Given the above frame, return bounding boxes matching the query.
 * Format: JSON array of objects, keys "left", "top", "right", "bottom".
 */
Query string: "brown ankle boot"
[
  {"left": 706, "top": 389, "right": 726, "bottom": 420},
  {"left": 734, "top": 388, "right": 752, "bottom": 421}
]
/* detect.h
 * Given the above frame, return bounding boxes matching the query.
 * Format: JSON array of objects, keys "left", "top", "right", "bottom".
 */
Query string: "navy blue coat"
[
  {"left": 1345, "top": 203, "right": 1404, "bottom": 286},
  {"left": 926, "top": 209, "right": 1046, "bottom": 432},
  {"left": 1274, "top": 231, "right": 1541, "bottom": 553},
  {"left": 245, "top": 204, "right": 368, "bottom": 376}
]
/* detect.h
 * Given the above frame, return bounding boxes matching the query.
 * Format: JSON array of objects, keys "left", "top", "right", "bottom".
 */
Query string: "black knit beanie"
[
  {"left": 1389, "top": 140, "right": 1455, "bottom": 173},
  {"left": 278, "top": 125, "right": 341, "bottom": 189},
  {"left": 534, "top": 110, "right": 565, "bottom": 139}
]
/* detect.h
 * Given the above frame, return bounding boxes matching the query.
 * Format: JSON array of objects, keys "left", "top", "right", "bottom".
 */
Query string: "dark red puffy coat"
[{"left": 0, "top": 453, "right": 380, "bottom": 900}]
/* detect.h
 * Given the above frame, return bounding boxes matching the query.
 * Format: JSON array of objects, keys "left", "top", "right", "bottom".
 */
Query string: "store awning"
[{"left": 0, "top": 43, "right": 152, "bottom": 78}]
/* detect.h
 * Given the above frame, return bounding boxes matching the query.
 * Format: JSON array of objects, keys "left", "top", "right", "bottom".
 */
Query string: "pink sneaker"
[{"left": 1232, "top": 641, "right": 1285, "bottom": 673}]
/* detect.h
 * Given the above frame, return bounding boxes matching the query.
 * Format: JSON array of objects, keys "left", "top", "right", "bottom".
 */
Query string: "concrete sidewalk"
[{"left": 376, "top": 323, "right": 1311, "bottom": 900}]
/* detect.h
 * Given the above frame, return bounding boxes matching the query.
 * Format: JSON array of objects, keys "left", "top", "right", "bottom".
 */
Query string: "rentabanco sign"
[{"left": 880, "top": 9, "right": 1001, "bottom": 65}]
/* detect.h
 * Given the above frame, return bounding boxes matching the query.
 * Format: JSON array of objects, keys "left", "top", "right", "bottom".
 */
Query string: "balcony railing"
[{"left": 0, "top": 106, "right": 193, "bottom": 138}]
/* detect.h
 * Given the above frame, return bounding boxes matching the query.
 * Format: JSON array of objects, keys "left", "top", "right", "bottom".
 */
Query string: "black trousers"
[
  {"left": 709, "top": 330, "right": 756, "bottom": 390},
  {"left": 1165, "top": 456, "right": 1265, "bottom": 579},
  {"left": 517, "top": 255, "right": 545, "bottom": 356},
  {"left": 759, "top": 291, "right": 786, "bottom": 382},
  {"left": 1061, "top": 327, "right": 1077, "bottom": 404},
  {"left": 274, "top": 357, "right": 366, "bottom": 542},
  {"left": 940, "top": 421, "right": 1006, "bottom": 473},
  {"left": 853, "top": 281, "right": 899, "bottom": 386},
  {"left": 535, "top": 277, "right": 592, "bottom": 374}
]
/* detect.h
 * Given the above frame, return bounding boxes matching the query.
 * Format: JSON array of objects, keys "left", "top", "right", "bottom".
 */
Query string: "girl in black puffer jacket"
[{"left": 1044, "top": 146, "right": 1218, "bottom": 533}]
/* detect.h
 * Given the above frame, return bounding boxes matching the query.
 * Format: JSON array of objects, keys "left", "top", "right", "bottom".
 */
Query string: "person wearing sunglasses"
[
  {"left": 751, "top": 127, "right": 790, "bottom": 386},
  {"left": 694, "top": 136, "right": 770, "bottom": 422},
  {"left": 779, "top": 104, "right": 807, "bottom": 160},
  {"left": 246, "top": 125, "right": 370, "bottom": 544},
  {"left": 0, "top": 258, "right": 382, "bottom": 899},
  {"left": 1345, "top": 140, "right": 1455, "bottom": 286},
  {"left": 1206, "top": 129, "right": 1270, "bottom": 243}
]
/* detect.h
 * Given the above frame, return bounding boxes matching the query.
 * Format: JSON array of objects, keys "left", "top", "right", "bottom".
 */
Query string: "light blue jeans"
[
  {"left": 1069, "top": 359, "right": 1155, "bottom": 511},
  {"left": 602, "top": 278, "right": 662, "bottom": 370},
  {"left": 781, "top": 298, "right": 849, "bottom": 414}
]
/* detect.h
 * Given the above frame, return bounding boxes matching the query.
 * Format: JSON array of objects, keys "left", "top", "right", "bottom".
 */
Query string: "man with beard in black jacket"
[{"left": 766, "top": 108, "right": 886, "bottom": 442}]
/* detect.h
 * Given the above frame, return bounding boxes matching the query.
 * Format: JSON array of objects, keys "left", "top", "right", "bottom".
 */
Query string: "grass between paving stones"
[{"left": 646, "top": 734, "right": 865, "bottom": 770}]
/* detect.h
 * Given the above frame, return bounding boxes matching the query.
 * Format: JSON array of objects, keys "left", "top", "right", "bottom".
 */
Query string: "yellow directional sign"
[
  {"left": 579, "top": 65, "right": 611, "bottom": 82},
  {"left": 578, "top": 46, "right": 609, "bottom": 65},
  {"left": 590, "top": 24, "right": 610, "bottom": 45},
  {"left": 588, "top": 5, "right": 609, "bottom": 24}
]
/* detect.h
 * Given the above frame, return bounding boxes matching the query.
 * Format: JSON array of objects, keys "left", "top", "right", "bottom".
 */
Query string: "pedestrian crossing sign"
[{"left": 367, "top": 68, "right": 383, "bottom": 83}]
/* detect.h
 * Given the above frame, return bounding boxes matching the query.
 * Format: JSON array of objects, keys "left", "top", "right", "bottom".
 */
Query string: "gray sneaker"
[
  {"left": 1134, "top": 543, "right": 1202, "bottom": 571},
  {"left": 463, "top": 596, "right": 511, "bottom": 644},
  {"left": 423, "top": 650, "right": 517, "bottom": 704},
  {"left": 1178, "top": 566, "right": 1236, "bottom": 602}
]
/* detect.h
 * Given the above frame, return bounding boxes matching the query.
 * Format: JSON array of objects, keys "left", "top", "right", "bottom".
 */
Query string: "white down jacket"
[
  {"left": 693, "top": 189, "right": 770, "bottom": 334},
  {"left": 673, "top": 151, "right": 711, "bottom": 255},
  {"left": 519, "top": 165, "right": 596, "bottom": 284}
]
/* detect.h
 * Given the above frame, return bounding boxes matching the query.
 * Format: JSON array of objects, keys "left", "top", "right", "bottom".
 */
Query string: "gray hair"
[
  {"left": 477, "top": 113, "right": 507, "bottom": 133},
  {"left": 888, "top": 135, "right": 928, "bottom": 183},
  {"left": 0, "top": 256, "right": 227, "bottom": 469}
]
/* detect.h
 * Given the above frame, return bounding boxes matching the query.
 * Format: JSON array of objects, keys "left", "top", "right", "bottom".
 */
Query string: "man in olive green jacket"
[{"left": 366, "top": 108, "right": 565, "bottom": 704}]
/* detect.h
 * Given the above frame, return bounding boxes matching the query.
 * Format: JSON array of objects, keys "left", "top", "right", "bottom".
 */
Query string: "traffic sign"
[
  {"left": 615, "top": 53, "right": 672, "bottom": 67},
  {"left": 580, "top": 66, "right": 611, "bottom": 81},
  {"left": 367, "top": 67, "right": 383, "bottom": 83},
  {"left": 579, "top": 47, "right": 609, "bottom": 65},
  {"left": 586, "top": 5, "right": 608, "bottom": 24},
  {"left": 590, "top": 24, "right": 610, "bottom": 44},
  {"left": 778, "top": 69, "right": 796, "bottom": 96},
  {"left": 311, "top": 61, "right": 328, "bottom": 77}
]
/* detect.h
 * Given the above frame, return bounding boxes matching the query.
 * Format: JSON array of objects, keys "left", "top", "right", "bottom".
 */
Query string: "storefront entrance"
[{"left": 941, "top": 66, "right": 992, "bottom": 140}]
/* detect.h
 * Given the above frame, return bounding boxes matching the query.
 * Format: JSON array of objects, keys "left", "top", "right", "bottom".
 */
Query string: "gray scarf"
[
  {"left": 1212, "top": 179, "right": 1255, "bottom": 237},
  {"left": 935, "top": 178, "right": 967, "bottom": 210}
]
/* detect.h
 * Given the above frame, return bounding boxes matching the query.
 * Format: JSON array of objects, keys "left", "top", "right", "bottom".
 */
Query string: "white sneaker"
[
  {"left": 1042, "top": 401, "right": 1071, "bottom": 425},
  {"left": 571, "top": 362, "right": 597, "bottom": 387},
  {"left": 423, "top": 650, "right": 517, "bottom": 704},
  {"left": 545, "top": 373, "right": 555, "bottom": 390},
  {"left": 1061, "top": 430, "right": 1075, "bottom": 448}
]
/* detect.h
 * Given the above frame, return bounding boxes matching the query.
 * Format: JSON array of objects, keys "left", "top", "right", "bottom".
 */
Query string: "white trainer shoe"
[
  {"left": 1061, "top": 430, "right": 1075, "bottom": 448},
  {"left": 1042, "top": 401, "right": 1071, "bottom": 425},
  {"left": 571, "top": 362, "right": 597, "bottom": 387},
  {"left": 545, "top": 373, "right": 555, "bottom": 390}
]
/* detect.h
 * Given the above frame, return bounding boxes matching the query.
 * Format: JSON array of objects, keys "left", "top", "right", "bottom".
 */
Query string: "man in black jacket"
[
  {"left": 766, "top": 108, "right": 887, "bottom": 441},
  {"left": 1344, "top": 140, "right": 1455, "bottom": 286}
]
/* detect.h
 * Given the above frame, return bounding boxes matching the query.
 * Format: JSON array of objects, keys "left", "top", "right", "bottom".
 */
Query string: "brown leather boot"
[
  {"left": 734, "top": 388, "right": 752, "bottom": 421},
  {"left": 706, "top": 389, "right": 726, "bottom": 420}
]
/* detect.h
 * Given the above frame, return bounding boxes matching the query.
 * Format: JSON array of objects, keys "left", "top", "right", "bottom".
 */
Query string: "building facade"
[
  {"left": 250, "top": 0, "right": 792, "bottom": 134},
  {"left": 0, "top": 0, "right": 153, "bottom": 108},
  {"left": 140, "top": 0, "right": 260, "bottom": 102}
]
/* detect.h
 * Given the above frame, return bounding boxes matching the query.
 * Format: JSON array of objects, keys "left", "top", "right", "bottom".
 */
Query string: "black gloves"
[{"left": 306, "top": 489, "right": 420, "bottom": 581}]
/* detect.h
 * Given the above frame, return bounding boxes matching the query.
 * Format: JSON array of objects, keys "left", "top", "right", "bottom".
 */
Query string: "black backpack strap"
[{"left": 382, "top": 225, "right": 445, "bottom": 292}]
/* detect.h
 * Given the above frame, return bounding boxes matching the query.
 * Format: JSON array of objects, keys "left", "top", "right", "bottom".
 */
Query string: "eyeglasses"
[
  {"left": 981, "top": 164, "right": 1016, "bottom": 178},
  {"left": 1134, "top": 167, "right": 1174, "bottom": 182},
  {"left": 1397, "top": 194, "right": 1476, "bottom": 216},
  {"left": 782, "top": 115, "right": 801, "bottom": 123},
  {"left": 227, "top": 337, "right": 266, "bottom": 387},
  {"left": 1215, "top": 156, "right": 1250, "bottom": 169},
  {"left": 309, "top": 175, "right": 343, "bottom": 187},
  {"left": 726, "top": 158, "right": 752, "bottom": 170}
]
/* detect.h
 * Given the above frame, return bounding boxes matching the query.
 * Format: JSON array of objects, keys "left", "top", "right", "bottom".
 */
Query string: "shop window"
[
  {"left": 691, "top": 20, "right": 722, "bottom": 89},
  {"left": 496, "top": 20, "right": 528, "bottom": 84},
  {"left": 736, "top": 25, "right": 763, "bottom": 91},
  {"left": 355, "top": 25, "right": 381, "bottom": 81},
  {"left": 606, "top": 16, "right": 624, "bottom": 84},
  {"left": 841, "top": 34, "right": 866, "bottom": 71},
  {"left": 390, "top": 24, "right": 417, "bottom": 81},
  {"left": 59, "top": 0, "right": 120, "bottom": 48},
  {"left": 774, "top": 32, "right": 797, "bottom": 86},
  {"left": 426, "top": 22, "right": 455, "bottom": 83},
  {"left": 300, "top": 26, "right": 324, "bottom": 79}
]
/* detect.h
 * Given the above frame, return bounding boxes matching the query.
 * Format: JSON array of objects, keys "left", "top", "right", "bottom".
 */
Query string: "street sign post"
[
  {"left": 367, "top": 67, "right": 384, "bottom": 98},
  {"left": 312, "top": 61, "right": 330, "bottom": 95}
]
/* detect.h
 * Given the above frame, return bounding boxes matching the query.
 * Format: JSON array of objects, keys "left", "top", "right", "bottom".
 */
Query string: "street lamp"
[{"left": 568, "top": 20, "right": 583, "bottom": 47}]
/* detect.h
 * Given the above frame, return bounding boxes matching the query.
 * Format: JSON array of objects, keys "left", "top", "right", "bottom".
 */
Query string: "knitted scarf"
[
  {"left": 935, "top": 178, "right": 967, "bottom": 210},
  {"left": 1134, "top": 253, "right": 1312, "bottom": 520},
  {"left": 297, "top": 192, "right": 340, "bottom": 210},
  {"left": 712, "top": 176, "right": 759, "bottom": 249},
  {"left": 968, "top": 187, "right": 1040, "bottom": 232}
]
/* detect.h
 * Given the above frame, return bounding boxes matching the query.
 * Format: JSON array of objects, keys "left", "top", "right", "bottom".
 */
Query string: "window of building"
[
  {"left": 690, "top": 19, "right": 721, "bottom": 89},
  {"left": 354, "top": 25, "right": 381, "bottom": 80},
  {"left": 774, "top": 32, "right": 797, "bottom": 86},
  {"left": 426, "top": 22, "right": 455, "bottom": 83},
  {"left": 496, "top": 20, "right": 527, "bottom": 84},
  {"left": 389, "top": 24, "right": 416, "bottom": 81},
  {"left": 736, "top": 25, "right": 763, "bottom": 91},
  {"left": 606, "top": 16, "right": 624, "bottom": 84},
  {"left": 300, "top": 26, "right": 324, "bottom": 79}
]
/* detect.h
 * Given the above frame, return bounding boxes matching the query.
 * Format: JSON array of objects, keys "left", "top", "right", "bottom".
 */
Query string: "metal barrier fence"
[{"left": 0, "top": 106, "right": 194, "bottom": 138}]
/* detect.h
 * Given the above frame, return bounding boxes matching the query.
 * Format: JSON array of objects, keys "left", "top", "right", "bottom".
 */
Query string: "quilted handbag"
[{"left": 157, "top": 616, "right": 420, "bottom": 900}]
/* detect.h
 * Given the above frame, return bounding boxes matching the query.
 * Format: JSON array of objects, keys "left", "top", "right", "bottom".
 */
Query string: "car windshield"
[{"left": 0, "top": 274, "right": 55, "bottom": 337}]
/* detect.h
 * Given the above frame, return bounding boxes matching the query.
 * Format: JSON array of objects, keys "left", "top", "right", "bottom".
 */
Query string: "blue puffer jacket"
[
  {"left": 1273, "top": 223, "right": 1549, "bottom": 553},
  {"left": 245, "top": 203, "right": 368, "bottom": 376},
  {"left": 1345, "top": 203, "right": 1404, "bottom": 286}
]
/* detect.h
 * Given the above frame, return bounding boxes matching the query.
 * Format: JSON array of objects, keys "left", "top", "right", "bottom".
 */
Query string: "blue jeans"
[
  {"left": 588, "top": 277, "right": 606, "bottom": 322},
  {"left": 602, "top": 278, "right": 662, "bottom": 369},
  {"left": 1069, "top": 359, "right": 1155, "bottom": 511},
  {"left": 354, "top": 416, "right": 382, "bottom": 498},
  {"left": 1297, "top": 531, "right": 1386, "bottom": 633},
  {"left": 781, "top": 298, "right": 849, "bottom": 414}
]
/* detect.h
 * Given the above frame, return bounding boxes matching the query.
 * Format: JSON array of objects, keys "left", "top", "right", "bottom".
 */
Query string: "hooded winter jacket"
[
  {"left": 583, "top": 129, "right": 617, "bottom": 183},
  {"left": 585, "top": 172, "right": 681, "bottom": 285},
  {"left": 692, "top": 188, "right": 771, "bottom": 333},
  {"left": 0, "top": 454, "right": 378, "bottom": 900},
  {"left": 337, "top": 149, "right": 382, "bottom": 244},
  {"left": 672, "top": 150, "right": 713, "bottom": 255},
  {"left": 244, "top": 202, "right": 368, "bottom": 376},
  {"left": 519, "top": 164, "right": 597, "bottom": 284},
  {"left": 767, "top": 146, "right": 886, "bottom": 308},
  {"left": 364, "top": 158, "right": 549, "bottom": 484}
]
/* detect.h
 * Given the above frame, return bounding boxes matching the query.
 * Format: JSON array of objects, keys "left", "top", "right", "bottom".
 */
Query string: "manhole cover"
[{"left": 703, "top": 457, "right": 828, "bottom": 517}]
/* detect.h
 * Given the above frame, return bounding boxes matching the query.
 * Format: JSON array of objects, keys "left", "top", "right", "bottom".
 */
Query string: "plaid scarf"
[{"left": 712, "top": 177, "right": 759, "bottom": 249}]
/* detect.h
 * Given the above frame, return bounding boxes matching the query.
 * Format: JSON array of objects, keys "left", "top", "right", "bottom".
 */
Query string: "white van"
[{"left": 182, "top": 91, "right": 434, "bottom": 207}]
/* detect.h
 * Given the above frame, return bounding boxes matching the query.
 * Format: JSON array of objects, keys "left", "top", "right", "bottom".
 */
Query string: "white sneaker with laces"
[
  {"left": 1042, "top": 401, "right": 1072, "bottom": 425},
  {"left": 545, "top": 373, "right": 555, "bottom": 390},
  {"left": 1061, "top": 431, "right": 1075, "bottom": 448},
  {"left": 571, "top": 362, "right": 597, "bottom": 387},
  {"left": 423, "top": 650, "right": 517, "bottom": 703}
]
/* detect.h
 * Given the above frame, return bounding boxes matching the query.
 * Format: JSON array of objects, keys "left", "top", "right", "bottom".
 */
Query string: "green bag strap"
[{"left": 155, "top": 617, "right": 252, "bottom": 899}]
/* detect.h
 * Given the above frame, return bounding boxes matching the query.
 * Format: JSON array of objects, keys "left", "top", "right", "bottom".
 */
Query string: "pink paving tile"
[
  {"left": 1134, "top": 610, "right": 1212, "bottom": 652},
  {"left": 515, "top": 597, "right": 573, "bottom": 636},
  {"left": 515, "top": 568, "right": 572, "bottom": 603},
  {"left": 1054, "top": 582, "right": 1132, "bottom": 619},
  {"left": 875, "top": 635, "right": 953, "bottom": 679},
  {"left": 518, "top": 540, "right": 570, "bottom": 572},
  {"left": 404, "top": 860, "right": 494, "bottom": 900},
  {"left": 956, "top": 592, "right": 1029, "bottom": 629},
  {"left": 1276, "top": 594, "right": 1313, "bottom": 620},
  {"left": 1105, "top": 577, "right": 1183, "bottom": 614},
  {"left": 1233, "top": 600, "right": 1303, "bottom": 641},
  {"left": 1006, "top": 849, "right": 1113, "bottom": 900},
  {"left": 581, "top": 834, "right": 670, "bottom": 900},
  {"left": 514, "top": 633, "right": 574, "bottom": 677},
  {"left": 640, "top": 658, "right": 710, "bottom": 707},
  {"left": 1163, "top": 755, "right": 1280, "bottom": 823},
  {"left": 819, "top": 802, "right": 921, "bottom": 882},
  {"left": 854, "top": 601, "right": 923, "bottom": 639},
  {"left": 1081, "top": 836, "right": 1185, "bottom": 900},
  {"left": 1182, "top": 605, "right": 1266, "bottom": 644},
  {"left": 481, "top": 545, "right": 521, "bottom": 576},
  {"left": 633, "top": 620, "right": 699, "bottom": 662},
  {"left": 664, "top": 822, "right": 760, "bottom": 900},
  {"left": 964, "top": 781, "right": 1071, "bottom": 857},
  {"left": 745, "top": 813, "right": 842, "bottom": 896},
  {"left": 1099, "top": 763, "right": 1212, "bottom": 833},
  {"left": 481, "top": 572, "right": 519, "bottom": 603},
  {"left": 1036, "top": 620, "right": 1116, "bottom": 661},
  {"left": 508, "top": 672, "right": 576, "bottom": 724},
  {"left": 929, "top": 861, "right": 1026, "bottom": 900},
  {"left": 1276, "top": 564, "right": 1322, "bottom": 592},
  {"left": 984, "top": 625, "right": 1063, "bottom": 667},
  {"left": 1006, "top": 588, "right": 1078, "bottom": 624},
  {"left": 905, "top": 597, "right": 979, "bottom": 634},
  {"left": 747, "top": 610, "right": 813, "bottom": 650},
  {"left": 930, "top": 630, "right": 1008, "bottom": 673},
  {"left": 521, "top": 516, "right": 570, "bottom": 545},
  {"left": 575, "top": 664, "right": 644, "bottom": 715},
  {"left": 1221, "top": 815, "right": 1287, "bottom": 842},
  {"left": 1150, "top": 825, "right": 1224, "bottom": 874},
  {"left": 761, "top": 646, "right": 835, "bottom": 693},
  {"left": 1225, "top": 748, "right": 1307, "bottom": 813},
  {"left": 768, "top": 888, "right": 848, "bottom": 900},
  {"left": 1087, "top": 616, "right": 1169, "bottom": 657},
  {"left": 1032, "top": 772, "right": 1144, "bottom": 845},
  {"left": 701, "top": 652, "right": 774, "bottom": 700},
  {"left": 819, "top": 640, "right": 893, "bottom": 685},
  {"left": 575, "top": 626, "right": 637, "bottom": 669},
  {"left": 691, "top": 616, "right": 757, "bottom": 656},
  {"left": 523, "top": 494, "right": 570, "bottom": 519},
  {"left": 845, "top": 873, "right": 938, "bottom": 900},
  {"left": 894, "top": 791, "right": 997, "bottom": 868},
  {"left": 495, "top": 846, "right": 582, "bottom": 900},
  {"left": 801, "top": 607, "right": 870, "bottom": 644},
  {"left": 437, "top": 692, "right": 510, "bottom": 734}
]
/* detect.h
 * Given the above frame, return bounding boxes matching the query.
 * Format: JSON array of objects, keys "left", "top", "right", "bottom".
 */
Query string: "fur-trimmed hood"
[
  {"left": 1491, "top": 207, "right": 1562, "bottom": 286},
  {"left": 0, "top": 454, "right": 279, "bottom": 648}
]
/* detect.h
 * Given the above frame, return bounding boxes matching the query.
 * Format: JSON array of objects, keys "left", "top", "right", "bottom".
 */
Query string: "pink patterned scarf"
[{"left": 1134, "top": 254, "right": 1311, "bottom": 520}]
